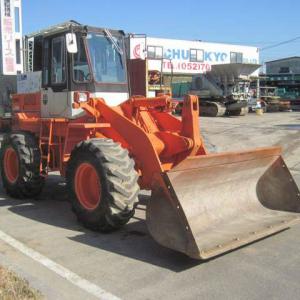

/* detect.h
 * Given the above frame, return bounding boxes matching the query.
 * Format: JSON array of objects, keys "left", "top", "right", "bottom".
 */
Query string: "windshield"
[{"left": 86, "top": 32, "right": 126, "bottom": 84}]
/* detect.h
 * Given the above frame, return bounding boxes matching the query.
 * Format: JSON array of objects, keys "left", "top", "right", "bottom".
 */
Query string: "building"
[
  {"left": 128, "top": 35, "right": 259, "bottom": 76},
  {"left": 0, "top": 0, "right": 23, "bottom": 75},
  {"left": 263, "top": 57, "right": 300, "bottom": 106},
  {"left": 128, "top": 35, "right": 260, "bottom": 97},
  {"left": 266, "top": 56, "right": 300, "bottom": 75},
  {"left": 0, "top": 0, "right": 22, "bottom": 115},
  {"left": 264, "top": 57, "right": 300, "bottom": 87}
]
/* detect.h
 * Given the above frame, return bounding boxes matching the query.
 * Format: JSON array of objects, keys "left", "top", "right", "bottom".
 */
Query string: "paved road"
[{"left": 0, "top": 112, "right": 299, "bottom": 300}]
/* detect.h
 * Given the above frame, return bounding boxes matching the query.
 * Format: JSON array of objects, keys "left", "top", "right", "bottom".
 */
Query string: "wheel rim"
[
  {"left": 3, "top": 147, "right": 19, "bottom": 184},
  {"left": 74, "top": 163, "right": 101, "bottom": 210}
]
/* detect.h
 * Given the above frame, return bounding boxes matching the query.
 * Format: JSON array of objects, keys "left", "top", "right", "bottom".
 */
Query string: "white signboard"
[
  {"left": 17, "top": 72, "right": 42, "bottom": 94},
  {"left": 130, "top": 36, "right": 260, "bottom": 75},
  {"left": 0, "top": 0, "right": 16, "bottom": 75},
  {"left": 130, "top": 35, "right": 146, "bottom": 60}
]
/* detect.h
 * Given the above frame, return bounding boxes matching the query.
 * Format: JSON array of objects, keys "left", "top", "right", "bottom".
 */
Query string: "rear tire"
[
  {"left": 0, "top": 132, "right": 44, "bottom": 198},
  {"left": 66, "top": 138, "right": 140, "bottom": 232}
]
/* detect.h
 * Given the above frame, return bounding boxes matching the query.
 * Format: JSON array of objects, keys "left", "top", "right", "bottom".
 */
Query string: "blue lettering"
[
  {"left": 205, "top": 52, "right": 212, "bottom": 61},
  {"left": 205, "top": 52, "right": 227, "bottom": 62},
  {"left": 214, "top": 52, "right": 221, "bottom": 61},
  {"left": 172, "top": 49, "right": 181, "bottom": 60},
  {"left": 181, "top": 50, "right": 189, "bottom": 60},
  {"left": 164, "top": 49, "right": 172, "bottom": 59},
  {"left": 163, "top": 48, "right": 228, "bottom": 62},
  {"left": 221, "top": 53, "right": 227, "bottom": 61}
]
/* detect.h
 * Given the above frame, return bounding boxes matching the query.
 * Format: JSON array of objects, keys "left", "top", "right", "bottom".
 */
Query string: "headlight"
[{"left": 74, "top": 91, "right": 90, "bottom": 103}]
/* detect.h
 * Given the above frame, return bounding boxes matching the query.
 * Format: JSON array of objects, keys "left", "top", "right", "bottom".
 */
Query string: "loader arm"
[
  {"left": 77, "top": 94, "right": 206, "bottom": 189},
  {"left": 93, "top": 99, "right": 163, "bottom": 188}
]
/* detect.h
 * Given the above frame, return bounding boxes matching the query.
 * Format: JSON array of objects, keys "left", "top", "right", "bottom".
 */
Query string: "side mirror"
[{"left": 66, "top": 33, "right": 78, "bottom": 54}]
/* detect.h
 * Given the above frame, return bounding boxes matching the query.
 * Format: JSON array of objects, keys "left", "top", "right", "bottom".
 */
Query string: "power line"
[{"left": 261, "top": 36, "right": 300, "bottom": 51}]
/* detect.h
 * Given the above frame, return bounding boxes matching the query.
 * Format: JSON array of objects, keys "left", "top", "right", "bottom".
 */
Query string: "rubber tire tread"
[
  {"left": 0, "top": 132, "right": 44, "bottom": 198},
  {"left": 66, "top": 138, "right": 140, "bottom": 232}
]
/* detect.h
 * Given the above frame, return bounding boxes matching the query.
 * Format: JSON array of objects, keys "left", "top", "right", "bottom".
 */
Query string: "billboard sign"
[
  {"left": 131, "top": 36, "right": 146, "bottom": 60},
  {"left": 129, "top": 36, "right": 259, "bottom": 75},
  {"left": 0, "top": 0, "right": 16, "bottom": 74}
]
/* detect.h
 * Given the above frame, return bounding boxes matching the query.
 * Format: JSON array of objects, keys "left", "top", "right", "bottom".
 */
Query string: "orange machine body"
[
  {"left": 11, "top": 92, "right": 205, "bottom": 189},
  {"left": 6, "top": 89, "right": 300, "bottom": 261}
]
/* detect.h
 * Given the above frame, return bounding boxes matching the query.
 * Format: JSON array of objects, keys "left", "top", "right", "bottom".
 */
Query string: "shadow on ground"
[
  {"left": 275, "top": 124, "right": 300, "bottom": 130},
  {"left": 0, "top": 174, "right": 201, "bottom": 272}
]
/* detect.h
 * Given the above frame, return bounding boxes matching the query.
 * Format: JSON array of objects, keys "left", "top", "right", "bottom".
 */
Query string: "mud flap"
[{"left": 146, "top": 147, "right": 300, "bottom": 260}]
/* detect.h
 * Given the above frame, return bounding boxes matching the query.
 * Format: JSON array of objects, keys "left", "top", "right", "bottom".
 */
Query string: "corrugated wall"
[{"left": 266, "top": 58, "right": 300, "bottom": 74}]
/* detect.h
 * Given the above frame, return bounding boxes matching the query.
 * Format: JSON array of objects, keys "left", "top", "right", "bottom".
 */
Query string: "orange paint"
[
  {"left": 75, "top": 162, "right": 101, "bottom": 210},
  {"left": 8, "top": 93, "right": 206, "bottom": 189},
  {"left": 3, "top": 147, "right": 19, "bottom": 184}
]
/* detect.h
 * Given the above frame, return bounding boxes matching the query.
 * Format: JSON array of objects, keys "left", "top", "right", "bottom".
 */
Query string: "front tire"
[
  {"left": 0, "top": 132, "right": 44, "bottom": 198},
  {"left": 66, "top": 138, "right": 140, "bottom": 232}
]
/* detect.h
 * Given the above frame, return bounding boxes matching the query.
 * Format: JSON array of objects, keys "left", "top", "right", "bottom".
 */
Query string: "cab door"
[{"left": 41, "top": 35, "right": 70, "bottom": 118}]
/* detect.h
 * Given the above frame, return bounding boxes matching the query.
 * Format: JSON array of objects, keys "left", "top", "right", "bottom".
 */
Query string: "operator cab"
[{"left": 27, "top": 21, "right": 128, "bottom": 118}]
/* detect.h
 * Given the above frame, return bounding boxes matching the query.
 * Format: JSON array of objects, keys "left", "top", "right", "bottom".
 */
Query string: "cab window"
[
  {"left": 42, "top": 39, "right": 49, "bottom": 85},
  {"left": 51, "top": 36, "right": 66, "bottom": 84}
]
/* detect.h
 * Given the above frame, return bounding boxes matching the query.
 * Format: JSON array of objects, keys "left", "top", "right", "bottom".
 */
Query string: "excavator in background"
[
  {"left": 0, "top": 21, "right": 300, "bottom": 260},
  {"left": 188, "top": 63, "right": 260, "bottom": 117}
]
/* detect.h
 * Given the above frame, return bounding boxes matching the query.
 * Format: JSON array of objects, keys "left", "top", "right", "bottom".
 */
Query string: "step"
[{"left": 40, "top": 142, "right": 59, "bottom": 146}]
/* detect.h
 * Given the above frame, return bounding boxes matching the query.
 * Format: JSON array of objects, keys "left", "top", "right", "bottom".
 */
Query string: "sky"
[{"left": 23, "top": 0, "right": 300, "bottom": 64}]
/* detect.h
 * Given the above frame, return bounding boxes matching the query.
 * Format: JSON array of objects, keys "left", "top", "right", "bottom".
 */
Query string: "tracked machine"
[
  {"left": 189, "top": 63, "right": 260, "bottom": 117},
  {"left": 0, "top": 21, "right": 300, "bottom": 260},
  {"left": 259, "top": 86, "right": 291, "bottom": 112}
]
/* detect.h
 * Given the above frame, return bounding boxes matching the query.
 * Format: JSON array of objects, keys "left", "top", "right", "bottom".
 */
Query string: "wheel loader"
[{"left": 0, "top": 21, "right": 300, "bottom": 260}]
